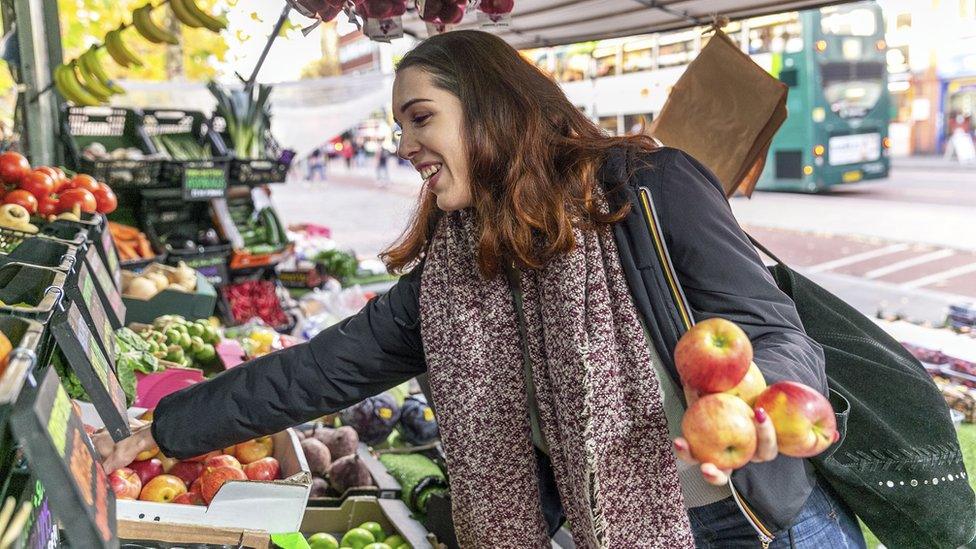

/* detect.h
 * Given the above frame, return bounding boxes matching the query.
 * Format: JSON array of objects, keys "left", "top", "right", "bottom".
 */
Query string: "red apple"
[
  {"left": 139, "top": 474, "right": 187, "bottom": 503},
  {"left": 722, "top": 362, "right": 767, "bottom": 407},
  {"left": 200, "top": 466, "right": 248, "bottom": 504},
  {"left": 243, "top": 457, "right": 281, "bottom": 481},
  {"left": 674, "top": 318, "right": 753, "bottom": 393},
  {"left": 109, "top": 467, "right": 142, "bottom": 500},
  {"left": 188, "top": 477, "right": 203, "bottom": 495},
  {"left": 129, "top": 458, "right": 164, "bottom": 485},
  {"left": 754, "top": 381, "right": 837, "bottom": 458},
  {"left": 681, "top": 393, "right": 757, "bottom": 469},
  {"left": 172, "top": 492, "right": 207, "bottom": 506},
  {"left": 223, "top": 445, "right": 236, "bottom": 455},
  {"left": 234, "top": 436, "right": 274, "bottom": 464},
  {"left": 186, "top": 450, "right": 222, "bottom": 463},
  {"left": 169, "top": 461, "right": 205, "bottom": 487},
  {"left": 204, "top": 454, "right": 242, "bottom": 473}
]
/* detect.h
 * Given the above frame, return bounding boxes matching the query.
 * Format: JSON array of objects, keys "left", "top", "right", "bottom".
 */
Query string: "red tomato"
[
  {"left": 51, "top": 168, "right": 69, "bottom": 192},
  {"left": 68, "top": 174, "right": 99, "bottom": 193},
  {"left": 37, "top": 195, "right": 59, "bottom": 217},
  {"left": 0, "top": 152, "right": 30, "bottom": 184},
  {"left": 3, "top": 189, "right": 39, "bottom": 214},
  {"left": 58, "top": 188, "right": 97, "bottom": 214},
  {"left": 91, "top": 182, "right": 117, "bottom": 214},
  {"left": 18, "top": 170, "right": 55, "bottom": 200}
]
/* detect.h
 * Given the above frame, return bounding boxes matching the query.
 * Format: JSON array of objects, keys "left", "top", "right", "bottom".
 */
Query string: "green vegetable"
[
  {"left": 208, "top": 80, "right": 274, "bottom": 159},
  {"left": 165, "top": 328, "right": 182, "bottom": 346},
  {"left": 115, "top": 327, "right": 151, "bottom": 353},
  {"left": 202, "top": 325, "right": 219, "bottom": 345},
  {"left": 194, "top": 343, "right": 216, "bottom": 363},
  {"left": 313, "top": 249, "right": 359, "bottom": 280},
  {"left": 187, "top": 323, "right": 204, "bottom": 338},
  {"left": 166, "top": 345, "right": 185, "bottom": 363}
]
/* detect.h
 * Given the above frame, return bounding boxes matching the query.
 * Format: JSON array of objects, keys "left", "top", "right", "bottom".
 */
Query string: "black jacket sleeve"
[
  {"left": 658, "top": 150, "right": 827, "bottom": 394},
  {"left": 151, "top": 264, "right": 427, "bottom": 459}
]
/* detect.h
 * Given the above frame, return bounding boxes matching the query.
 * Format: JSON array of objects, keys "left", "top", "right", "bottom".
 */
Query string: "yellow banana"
[
  {"left": 105, "top": 28, "right": 144, "bottom": 68},
  {"left": 180, "top": 0, "right": 227, "bottom": 33},
  {"left": 170, "top": 0, "right": 205, "bottom": 28},
  {"left": 69, "top": 60, "right": 112, "bottom": 102},
  {"left": 83, "top": 47, "right": 125, "bottom": 94},
  {"left": 54, "top": 64, "right": 101, "bottom": 106},
  {"left": 133, "top": 4, "right": 179, "bottom": 45}
]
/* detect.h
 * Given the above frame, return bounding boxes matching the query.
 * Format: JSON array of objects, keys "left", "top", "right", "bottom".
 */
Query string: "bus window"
[
  {"left": 822, "top": 62, "right": 885, "bottom": 118},
  {"left": 820, "top": 7, "right": 877, "bottom": 36}
]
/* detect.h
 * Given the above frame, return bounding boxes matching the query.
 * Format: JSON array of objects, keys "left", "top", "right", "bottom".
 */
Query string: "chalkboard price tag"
[
  {"left": 13, "top": 476, "right": 61, "bottom": 549},
  {"left": 74, "top": 263, "right": 116, "bottom": 364},
  {"left": 84, "top": 246, "right": 125, "bottom": 330},
  {"left": 100, "top": 222, "right": 122, "bottom": 289},
  {"left": 51, "top": 304, "right": 129, "bottom": 441},
  {"left": 11, "top": 367, "right": 118, "bottom": 548},
  {"left": 183, "top": 165, "right": 227, "bottom": 200}
]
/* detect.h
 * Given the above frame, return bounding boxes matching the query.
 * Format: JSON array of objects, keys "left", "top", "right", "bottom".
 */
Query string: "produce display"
[
  {"left": 226, "top": 199, "right": 289, "bottom": 255},
  {"left": 149, "top": 133, "right": 214, "bottom": 162},
  {"left": 110, "top": 221, "right": 156, "bottom": 262},
  {"left": 222, "top": 279, "right": 290, "bottom": 328},
  {"left": 305, "top": 523, "right": 412, "bottom": 549},
  {"left": 81, "top": 142, "right": 165, "bottom": 163},
  {"left": 340, "top": 393, "right": 401, "bottom": 446},
  {"left": 108, "top": 410, "right": 281, "bottom": 505},
  {"left": 122, "top": 263, "right": 199, "bottom": 300},
  {"left": 132, "top": 314, "right": 220, "bottom": 369},
  {"left": 676, "top": 318, "right": 838, "bottom": 468},
  {"left": 208, "top": 81, "right": 273, "bottom": 160},
  {"left": 297, "top": 425, "right": 375, "bottom": 497},
  {"left": 377, "top": 453, "right": 447, "bottom": 514},
  {"left": 55, "top": 327, "right": 160, "bottom": 406}
]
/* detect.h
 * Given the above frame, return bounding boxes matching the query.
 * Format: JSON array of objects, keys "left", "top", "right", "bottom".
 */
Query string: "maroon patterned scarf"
[{"left": 419, "top": 209, "right": 694, "bottom": 548}]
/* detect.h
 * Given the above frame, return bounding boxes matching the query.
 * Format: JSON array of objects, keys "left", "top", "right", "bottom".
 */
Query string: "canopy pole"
[{"left": 245, "top": 4, "right": 292, "bottom": 93}]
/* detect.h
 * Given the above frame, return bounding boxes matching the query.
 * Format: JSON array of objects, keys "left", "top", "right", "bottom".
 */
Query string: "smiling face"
[{"left": 393, "top": 67, "right": 473, "bottom": 212}]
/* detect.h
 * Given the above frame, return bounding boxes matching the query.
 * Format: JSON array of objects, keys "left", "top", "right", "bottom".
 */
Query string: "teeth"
[{"left": 420, "top": 164, "right": 442, "bottom": 180}]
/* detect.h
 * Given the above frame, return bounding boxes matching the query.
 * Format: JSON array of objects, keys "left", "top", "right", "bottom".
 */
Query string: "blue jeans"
[{"left": 687, "top": 483, "right": 866, "bottom": 548}]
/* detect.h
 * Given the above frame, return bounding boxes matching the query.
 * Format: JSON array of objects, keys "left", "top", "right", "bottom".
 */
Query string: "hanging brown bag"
[{"left": 649, "top": 27, "right": 787, "bottom": 197}]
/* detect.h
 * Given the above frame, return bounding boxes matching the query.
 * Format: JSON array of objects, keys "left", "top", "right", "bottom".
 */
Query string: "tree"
[{"left": 57, "top": 0, "right": 230, "bottom": 81}]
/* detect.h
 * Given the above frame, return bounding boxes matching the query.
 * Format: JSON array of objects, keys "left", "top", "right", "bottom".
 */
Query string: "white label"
[{"left": 829, "top": 133, "right": 881, "bottom": 165}]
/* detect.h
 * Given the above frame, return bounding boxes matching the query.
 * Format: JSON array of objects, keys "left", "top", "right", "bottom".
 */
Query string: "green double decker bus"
[{"left": 756, "top": 1, "right": 891, "bottom": 192}]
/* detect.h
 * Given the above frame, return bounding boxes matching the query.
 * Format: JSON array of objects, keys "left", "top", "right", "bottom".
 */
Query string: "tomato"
[
  {"left": 0, "top": 152, "right": 30, "bottom": 185},
  {"left": 91, "top": 182, "right": 118, "bottom": 214},
  {"left": 51, "top": 167, "right": 69, "bottom": 192},
  {"left": 18, "top": 170, "right": 55, "bottom": 200},
  {"left": 3, "top": 189, "right": 39, "bottom": 214},
  {"left": 37, "top": 195, "right": 59, "bottom": 217},
  {"left": 67, "top": 174, "right": 99, "bottom": 193},
  {"left": 58, "top": 188, "right": 97, "bottom": 214}
]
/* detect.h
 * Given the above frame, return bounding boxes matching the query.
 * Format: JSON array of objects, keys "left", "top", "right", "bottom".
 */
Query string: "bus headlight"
[
  {"left": 803, "top": 165, "right": 814, "bottom": 176},
  {"left": 813, "top": 144, "right": 825, "bottom": 157}
]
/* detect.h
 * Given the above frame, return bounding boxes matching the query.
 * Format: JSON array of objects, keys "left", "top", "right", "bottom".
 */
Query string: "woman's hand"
[
  {"left": 91, "top": 417, "right": 159, "bottom": 473},
  {"left": 673, "top": 387, "right": 778, "bottom": 486}
]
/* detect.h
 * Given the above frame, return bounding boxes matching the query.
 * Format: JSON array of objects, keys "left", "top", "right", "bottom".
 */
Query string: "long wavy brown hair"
[{"left": 381, "top": 30, "right": 658, "bottom": 277}]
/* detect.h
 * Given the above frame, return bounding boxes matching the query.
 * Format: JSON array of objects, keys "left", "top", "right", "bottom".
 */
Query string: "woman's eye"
[{"left": 412, "top": 114, "right": 432, "bottom": 126}]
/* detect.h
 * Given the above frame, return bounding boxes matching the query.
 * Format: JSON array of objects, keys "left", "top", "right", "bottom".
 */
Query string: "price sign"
[
  {"left": 84, "top": 246, "right": 125, "bottom": 330},
  {"left": 14, "top": 477, "right": 60, "bottom": 549},
  {"left": 100, "top": 223, "right": 122, "bottom": 289},
  {"left": 74, "top": 264, "right": 115, "bottom": 363},
  {"left": 51, "top": 304, "right": 129, "bottom": 441},
  {"left": 183, "top": 165, "right": 228, "bottom": 200},
  {"left": 11, "top": 367, "right": 118, "bottom": 548}
]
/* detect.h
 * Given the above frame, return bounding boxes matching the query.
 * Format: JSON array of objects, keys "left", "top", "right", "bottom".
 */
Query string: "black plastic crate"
[
  {"left": 142, "top": 109, "right": 232, "bottom": 193},
  {"left": 0, "top": 263, "right": 68, "bottom": 324},
  {"left": 211, "top": 115, "right": 293, "bottom": 185},
  {"left": 0, "top": 315, "right": 46, "bottom": 429},
  {"left": 60, "top": 105, "right": 164, "bottom": 189},
  {"left": 0, "top": 235, "right": 78, "bottom": 274},
  {"left": 140, "top": 191, "right": 232, "bottom": 286}
]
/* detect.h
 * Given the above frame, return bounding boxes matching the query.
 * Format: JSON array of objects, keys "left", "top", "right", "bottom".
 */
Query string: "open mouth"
[{"left": 420, "top": 163, "right": 442, "bottom": 181}]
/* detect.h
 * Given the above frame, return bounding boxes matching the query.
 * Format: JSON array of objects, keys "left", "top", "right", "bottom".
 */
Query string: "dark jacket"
[{"left": 152, "top": 147, "right": 827, "bottom": 537}]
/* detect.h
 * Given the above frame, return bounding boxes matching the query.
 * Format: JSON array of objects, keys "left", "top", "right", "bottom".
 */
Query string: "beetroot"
[
  {"left": 300, "top": 438, "right": 332, "bottom": 476},
  {"left": 328, "top": 454, "right": 373, "bottom": 493},
  {"left": 309, "top": 476, "right": 330, "bottom": 498},
  {"left": 313, "top": 425, "right": 360, "bottom": 459}
]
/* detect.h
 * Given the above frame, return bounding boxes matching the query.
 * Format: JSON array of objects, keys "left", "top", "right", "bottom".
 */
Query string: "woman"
[{"left": 95, "top": 30, "right": 865, "bottom": 548}]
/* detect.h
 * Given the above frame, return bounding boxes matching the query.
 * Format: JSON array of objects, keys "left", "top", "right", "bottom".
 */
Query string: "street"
[{"left": 272, "top": 157, "right": 976, "bottom": 324}]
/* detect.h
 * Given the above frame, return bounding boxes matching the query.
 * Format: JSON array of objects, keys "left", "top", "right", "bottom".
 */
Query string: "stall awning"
[{"left": 401, "top": 0, "right": 855, "bottom": 49}]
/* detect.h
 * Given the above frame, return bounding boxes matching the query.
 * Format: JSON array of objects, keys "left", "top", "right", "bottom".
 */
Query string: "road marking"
[
  {"left": 805, "top": 243, "right": 910, "bottom": 273},
  {"left": 864, "top": 249, "right": 956, "bottom": 279},
  {"left": 899, "top": 262, "right": 976, "bottom": 290}
]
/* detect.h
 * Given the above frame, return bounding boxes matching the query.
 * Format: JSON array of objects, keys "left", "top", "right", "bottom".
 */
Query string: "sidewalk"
[{"left": 891, "top": 155, "right": 976, "bottom": 172}]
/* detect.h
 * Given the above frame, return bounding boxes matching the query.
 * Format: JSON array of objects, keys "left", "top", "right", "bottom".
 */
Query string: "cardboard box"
[
  {"left": 300, "top": 496, "right": 436, "bottom": 549},
  {"left": 117, "top": 429, "right": 311, "bottom": 532},
  {"left": 123, "top": 272, "right": 217, "bottom": 324},
  {"left": 78, "top": 404, "right": 312, "bottom": 534},
  {"left": 119, "top": 520, "right": 271, "bottom": 548}
]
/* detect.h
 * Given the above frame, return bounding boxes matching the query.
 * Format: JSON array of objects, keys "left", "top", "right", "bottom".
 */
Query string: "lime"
[
  {"left": 358, "top": 522, "right": 386, "bottom": 542},
  {"left": 396, "top": 545, "right": 410, "bottom": 549},
  {"left": 307, "top": 532, "right": 339, "bottom": 549},
  {"left": 363, "top": 544, "right": 392, "bottom": 549},
  {"left": 382, "top": 535, "right": 405, "bottom": 548},
  {"left": 340, "top": 528, "right": 375, "bottom": 549}
]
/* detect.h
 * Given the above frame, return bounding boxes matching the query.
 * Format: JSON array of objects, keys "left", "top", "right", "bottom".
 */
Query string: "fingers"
[
  {"left": 101, "top": 425, "right": 156, "bottom": 473},
  {"left": 673, "top": 438, "right": 697, "bottom": 464},
  {"left": 700, "top": 463, "right": 732, "bottom": 486},
  {"left": 752, "top": 407, "right": 779, "bottom": 463}
]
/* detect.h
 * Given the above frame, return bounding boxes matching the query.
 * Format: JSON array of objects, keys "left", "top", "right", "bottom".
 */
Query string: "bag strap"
[{"left": 744, "top": 232, "right": 786, "bottom": 267}]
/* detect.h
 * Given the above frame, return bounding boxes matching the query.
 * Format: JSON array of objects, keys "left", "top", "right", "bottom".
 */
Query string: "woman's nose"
[{"left": 397, "top": 134, "right": 420, "bottom": 161}]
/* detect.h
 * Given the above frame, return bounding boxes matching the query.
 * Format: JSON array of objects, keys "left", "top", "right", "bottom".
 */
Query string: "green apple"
[
  {"left": 363, "top": 544, "right": 392, "bottom": 549},
  {"left": 358, "top": 522, "right": 385, "bottom": 542},
  {"left": 340, "top": 528, "right": 375, "bottom": 549},
  {"left": 307, "top": 532, "right": 339, "bottom": 549},
  {"left": 382, "top": 536, "right": 405, "bottom": 548}
]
